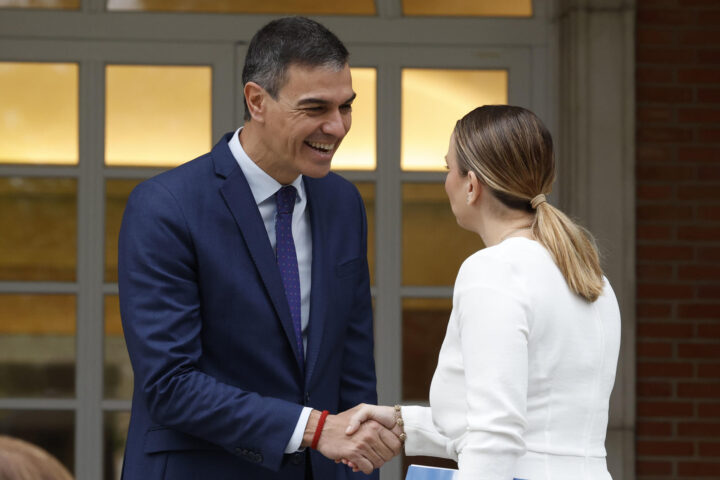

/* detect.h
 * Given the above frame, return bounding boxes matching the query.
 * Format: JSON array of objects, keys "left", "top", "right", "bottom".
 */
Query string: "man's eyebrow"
[{"left": 296, "top": 92, "right": 357, "bottom": 106}]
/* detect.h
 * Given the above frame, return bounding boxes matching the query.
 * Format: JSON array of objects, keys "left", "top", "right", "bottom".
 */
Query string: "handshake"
[{"left": 302, "top": 404, "right": 400, "bottom": 474}]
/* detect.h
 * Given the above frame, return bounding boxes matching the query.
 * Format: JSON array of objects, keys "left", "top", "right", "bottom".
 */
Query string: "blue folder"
[{"left": 405, "top": 465, "right": 457, "bottom": 480}]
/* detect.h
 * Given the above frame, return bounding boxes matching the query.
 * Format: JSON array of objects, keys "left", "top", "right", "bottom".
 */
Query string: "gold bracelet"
[{"left": 394, "top": 404, "right": 407, "bottom": 443}]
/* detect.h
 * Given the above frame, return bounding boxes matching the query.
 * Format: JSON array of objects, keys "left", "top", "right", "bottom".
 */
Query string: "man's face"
[{"left": 261, "top": 63, "right": 354, "bottom": 179}]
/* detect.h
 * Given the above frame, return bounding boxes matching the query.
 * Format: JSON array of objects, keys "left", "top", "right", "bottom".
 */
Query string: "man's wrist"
[{"left": 301, "top": 409, "right": 322, "bottom": 448}]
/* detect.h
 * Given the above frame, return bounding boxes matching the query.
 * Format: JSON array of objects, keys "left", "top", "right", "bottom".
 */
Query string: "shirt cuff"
[{"left": 284, "top": 406, "right": 313, "bottom": 453}]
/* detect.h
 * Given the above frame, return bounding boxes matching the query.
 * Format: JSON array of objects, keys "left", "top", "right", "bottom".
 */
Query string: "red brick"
[
  {"left": 638, "top": 283, "right": 695, "bottom": 299},
  {"left": 681, "top": 31, "right": 720, "bottom": 46},
  {"left": 699, "top": 441, "right": 720, "bottom": 457},
  {"left": 699, "top": 286, "right": 720, "bottom": 299},
  {"left": 696, "top": 166, "right": 720, "bottom": 180},
  {"left": 678, "top": 146, "right": 720, "bottom": 162},
  {"left": 678, "top": 342, "right": 720, "bottom": 356},
  {"left": 637, "top": 440, "right": 694, "bottom": 455},
  {"left": 678, "top": 185, "right": 720, "bottom": 200},
  {"left": 638, "top": 184, "right": 674, "bottom": 200},
  {"left": 698, "top": 363, "right": 720, "bottom": 378},
  {"left": 678, "top": 265, "right": 720, "bottom": 280},
  {"left": 637, "top": 420, "right": 673, "bottom": 436},
  {"left": 699, "top": 403, "right": 720, "bottom": 417},
  {"left": 678, "top": 422, "right": 720, "bottom": 437},
  {"left": 637, "top": 166, "right": 695, "bottom": 182},
  {"left": 639, "top": 401, "right": 694, "bottom": 417},
  {"left": 638, "top": 127, "right": 694, "bottom": 143},
  {"left": 678, "top": 68, "right": 720, "bottom": 84},
  {"left": 697, "top": 205, "right": 720, "bottom": 221},
  {"left": 678, "top": 226, "right": 720, "bottom": 241},
  {"left": 697, "top": 49, "right": 720, "bottom": 63},
  {"left": 699, "top": 128, "right": 720, "bottom": 142},
  {"left": 638, "top": 204, "right": 694, "bottom": 220},
  {"left": 639, "top": 9, "right": 697, "bottom": 25},
  {"left": 697, "top": 325, "right": 720, "bottom": 338},
  {"left": 639, "top": 361, "right": 694, "bottom": 378},
  {"left": 636, "top": 460, "right": 673, "bottom": 475},
  {"left": 678, "top": 383, "right": 720, "bottom": 398},
  {"left": 639, "top": 341, "right": 674, "bottom": 357},
  {"left": 677, "top": 461, "right": 720, "bottom": 476},
  {"left": 638, "top": 0, "right": 678, "bottom": 7},
  {"left": 638, "top": 106, "right": 675, "bottom": 122},
  {"left": 638, "top": 245, "right": 694, "bottom": 261},
  {"left": 679, "top": 108, "right": 720, "bottom": 123},
  {"left": 681, "top": 0, "right": 720, "bottom": 6},
  {"left": 638, "top": 27, "right": 677, "bottom": 45},
  {"left": 638, "top": 381, "right": 674, "bottom": 397},
  {"left": 699, "top": 88, "right": 720, "bottom": 103},
  {"left": 638, "top": 225, "right": 674, "bottom": 241},
  {"left": 638, "top": 303, "right": 674, "bottom": 317},
  {"left": 699, "top": 247, "right": 720, "bottom": 261},
  {"left": 638, "top": 85, "right": 694, "bottom": 103},
  {"left": 638, "top": 322, "right": 694, "bottom": 338},
  {"left": 638, "top": 264, "right": 674, "bottom": 280}
]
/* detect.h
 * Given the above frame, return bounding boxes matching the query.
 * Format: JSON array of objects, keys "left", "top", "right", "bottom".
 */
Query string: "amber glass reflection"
[
  {"left": 403, "top": 0, "right": 531, "bottom": 17},
  {"left": 104, "top": 296, "right": 132, "bottom": 400},
  {"left": 107, "top": 0, "right": 374, "bottom": 15},
  {"left": 104, "top": 411, "right": 130, "bottom": 480},
  {"left": 0, "top": 410, "right": 74, "bottom": 474},
  {"left": 0, "top": 63, "right": 78, "bottom": 164},
  {"left": 333, "top": 68, "right": 376, "bottom": 171},
  {"left": 402, "top": 69, "right": 507, "bottom": 171},
  {"left": 0, "top": 295, "right": 75, "bottom": 397},
  {"left": 0, "top": 178, "right": 77, "bottom": 282},
  {"left": 402, "top": 183, "right": 483, "bottom": 286},
  {"left": 105, "top": 65, "right": 211, "bottom": 167},
  {"left": 353, "top": 182, "right": 375, "bottom": 285},
  {"left": 105, "top": 179, "right": 142, "bottom": 282}
]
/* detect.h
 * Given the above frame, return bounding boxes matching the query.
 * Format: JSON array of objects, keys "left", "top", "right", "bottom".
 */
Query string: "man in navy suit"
[{"left": 118, "top": 17, "right": 400, "bottom": 480}]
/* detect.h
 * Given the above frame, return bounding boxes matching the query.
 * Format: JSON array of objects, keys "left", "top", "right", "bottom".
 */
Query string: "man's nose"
[{"left": 321, "top": 109, "right": 349, "bottom": 137}]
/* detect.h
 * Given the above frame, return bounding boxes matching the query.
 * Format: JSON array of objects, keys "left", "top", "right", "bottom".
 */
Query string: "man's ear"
[
  {"left": 244, "top": 82, "right": 267, "bottom": 122},
  {"left": 466, "top": 170, "right": 482, "bottom": 205}
]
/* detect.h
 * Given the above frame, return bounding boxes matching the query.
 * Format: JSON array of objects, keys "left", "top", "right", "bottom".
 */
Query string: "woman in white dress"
[{"left": 346, "top": 105, "right": 621, "bottom": 480}]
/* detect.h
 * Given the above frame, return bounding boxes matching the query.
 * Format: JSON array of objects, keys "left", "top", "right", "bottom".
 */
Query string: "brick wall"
[{"left": 636, "top": 0, "right": 720, "bottom": 478}]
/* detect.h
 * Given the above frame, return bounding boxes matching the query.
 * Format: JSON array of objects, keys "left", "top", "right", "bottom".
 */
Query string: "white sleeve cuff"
[{"left": 284, "top": 407, "right": 313, "bottom": 453}]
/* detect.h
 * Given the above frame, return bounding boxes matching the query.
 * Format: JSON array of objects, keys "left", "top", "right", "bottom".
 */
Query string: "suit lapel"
[
  {"left": 304, "top": 177, "right": 329, "bottom": 385},
  {"left": 213, "top": 135, "right": 304, "bottom": 374}
]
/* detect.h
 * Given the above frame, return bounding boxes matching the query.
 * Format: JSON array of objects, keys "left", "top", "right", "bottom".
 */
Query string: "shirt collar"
[{"left": 228, "top": 127, "right": 305, "bottom": 205}]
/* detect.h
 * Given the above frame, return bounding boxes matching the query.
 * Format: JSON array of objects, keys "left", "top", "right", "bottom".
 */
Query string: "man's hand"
[{"left": 302, "top": 405, "right": 402, "bottom": 474}]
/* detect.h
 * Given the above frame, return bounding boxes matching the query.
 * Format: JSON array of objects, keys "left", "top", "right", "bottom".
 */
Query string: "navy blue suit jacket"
[{"left": 118, "top": 133, "right": 378, "bottom": 479}]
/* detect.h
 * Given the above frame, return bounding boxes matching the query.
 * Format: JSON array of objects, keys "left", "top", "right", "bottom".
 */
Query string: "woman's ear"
[
  {"left": 466, "top": 171, "right": 482, "bottom": 205},
  {"left": 244, "top": 82, "right": 266, "bottom": 122}
]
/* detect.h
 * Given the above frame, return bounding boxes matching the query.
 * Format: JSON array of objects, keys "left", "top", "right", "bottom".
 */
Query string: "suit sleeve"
[{"left": 118, "top": 179, "right": 302, "bottom": 471}]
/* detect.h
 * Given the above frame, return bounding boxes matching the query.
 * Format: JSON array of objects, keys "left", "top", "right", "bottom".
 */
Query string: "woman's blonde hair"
[
  {"left": 453, "top": 105, "right": 604, "bottom": 302},
  {"left": 0, "top": 435, "right": 74, "bottom": 480}
]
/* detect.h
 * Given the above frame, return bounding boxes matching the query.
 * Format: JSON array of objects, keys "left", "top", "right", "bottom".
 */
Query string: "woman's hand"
[{"left": 339, "top": 404, "right": 404, "bottom": 472}]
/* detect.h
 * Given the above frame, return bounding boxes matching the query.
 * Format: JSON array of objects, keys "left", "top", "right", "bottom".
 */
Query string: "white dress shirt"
[
  {"left": 402, "top": 237, "right": 621, "bottom": 480},
  {"left": 228, "top": 128, "right": 312, "bottom": 454}
]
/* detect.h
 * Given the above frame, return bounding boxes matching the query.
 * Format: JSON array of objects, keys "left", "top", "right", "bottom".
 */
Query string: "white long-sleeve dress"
[{"left": 402, "top": 237, "right": 621, "bottom": 480}]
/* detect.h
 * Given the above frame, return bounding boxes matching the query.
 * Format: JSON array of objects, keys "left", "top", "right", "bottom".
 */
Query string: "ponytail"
[{"left": 532, "top": 202, "right": 604, "bottom": 302}]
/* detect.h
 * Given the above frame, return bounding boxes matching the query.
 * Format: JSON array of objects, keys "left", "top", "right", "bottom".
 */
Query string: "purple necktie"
[{"left": 275, "top": 185, "right": 304, "bottom": 368}]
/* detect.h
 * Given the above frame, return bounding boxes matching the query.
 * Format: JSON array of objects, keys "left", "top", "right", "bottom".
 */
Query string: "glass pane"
[
  {"left": 105, "top": 179, "right": 142, "bottom": 283},
  {"left": 333, "top": 68, "right": 376, "bottom": 171},
  {"left": 0, "top": 0, "right": 78, "bottom": 8},
  {"left": 0, "top": 295, "right": 76, "bottom": 397},
  {"left": 402, "top": 298, "right": 451, "bottom": 401},
  {"left": 104, "top": 411, "right": 130, "bottom": 480},
  {"left": 107, "top": 0, "right": 375, "bottom": 15},
  {"left": 0, "top": 63, "right": 78, "bottom": 164},
  {"left": 403, "top": 183, "right": 484, "bottom": 286},
  {"left": 104, "top": 296, "right": 132, "bottom": 400},
  {"left": 403, "top": 0, "right": 531, "bottom": 17},
  {"left": 0, "top": 410, "right": 74, "bottom": 475},
  {"left": 0, "top": 178, "right": 77, "bottom": 282},
  {"left": 105, "top": 65, "right": 212, "bottom": 167},
  {"left": 402, "top": 69, "right": 507, "bottom": 171},
  {"left": 354, "top": 182, "right": 375, "bottom": 285}
]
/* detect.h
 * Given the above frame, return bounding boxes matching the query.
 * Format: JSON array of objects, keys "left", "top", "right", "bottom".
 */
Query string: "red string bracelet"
[{"left": 310, "top": 410, "right": 329, "bottom": 450}]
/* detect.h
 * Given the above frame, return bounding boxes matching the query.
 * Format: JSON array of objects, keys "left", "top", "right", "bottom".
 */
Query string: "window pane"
[
  {"left": 104, "top": 296, "right": 132, "bottom": 400},
  {"left": 107, "top": 0, "right": 374, "bottom": 15},
  {"left": 403, "top": 0, "right": 531, "bottom": 17},
  {"left": 402, "top": 69, "right": 507, "bottom": 171},
  {"left": 333, "top": 68, "right": 376, "bottom": 171},
  {"left": 0, "top": 178, "right": 77, "bottom": 281},
  {"left": 402, "top": 297, "right": 451, "bottom": 401},
  {"left": 403, "top": 183, "right": 483, "bottom": 286},
  {"left": 0, "top": 0, "right": 77, "bottom": 10},
  {"left": 105, "top": 65, "right": 211, "bottom": 167},
  {"left": 105, "top": 179, "right": 142, "bottom": 283},
  {"left": 0, "top": 410, "right": 74, "bottom": 475},
  {"left": 0, "top": 63, "right": 78, "bottom": 165},
  {"left": 104, "top": 411, "right": 130, "bottom": 480},
  {"left": 354, "top": 182, "right": 375, "bottom": 285},
  {"left": 0, "top": 295, "right": 75, "bottom": 397}
]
